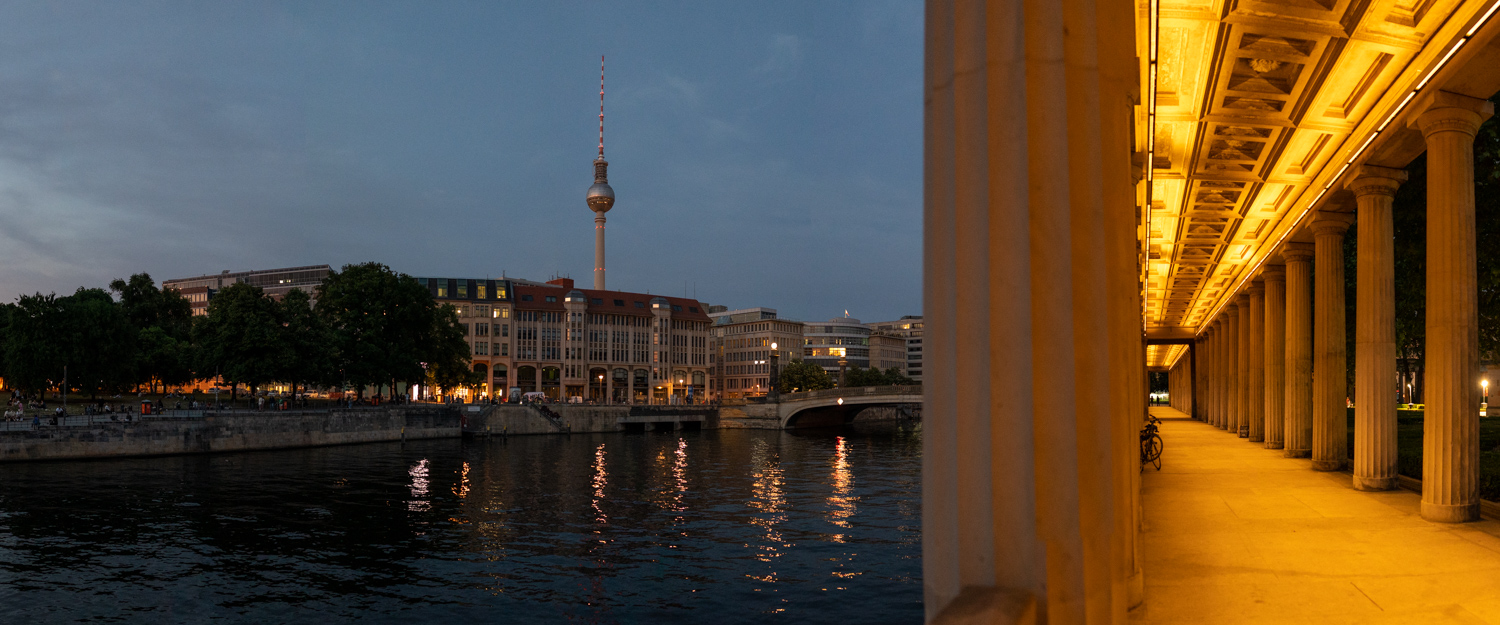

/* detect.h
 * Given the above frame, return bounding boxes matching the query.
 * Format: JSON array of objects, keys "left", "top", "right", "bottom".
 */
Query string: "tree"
[
  {"left": 57, "top": 288, "right": 136, "bottom": 399},
  {"left": 317, "top": 262, "right": 466, "bottom": 398},
  {"left": 845, "top": 365, "right": 918, "bottom": 387},
  {"left": 778, "top": 359, "right": 833, "bottom": 393},
  {"left": 109, "top": 273, "right": 193, "bottom": 392},
  {"left": 425, "top": 303, "right": 474, "bottom": 395},
  {"left": 194, "top": 283, "right": 283, "bottom": 402},
  {"left": 277, "top": 289, "right": 333, "bottom": 399},
  {"left": 1, "top": 294, "right": 67, "bottom": 396}
]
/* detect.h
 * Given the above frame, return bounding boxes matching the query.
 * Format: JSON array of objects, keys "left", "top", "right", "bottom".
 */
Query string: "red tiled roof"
[{"left": 512, "top": 284, "right": 711, "bottom": 322}]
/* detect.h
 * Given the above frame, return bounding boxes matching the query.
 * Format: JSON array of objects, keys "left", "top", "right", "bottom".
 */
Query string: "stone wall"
[
  {"left": 0, "top": 406, "right": 460, "bottom": 462},
  {"left": 466, "top": 404, "right": 725, "bottom": 435}
]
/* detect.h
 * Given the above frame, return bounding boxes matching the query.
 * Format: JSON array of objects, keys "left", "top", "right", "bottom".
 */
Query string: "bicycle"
[{"left": 1140, "top": 415, "right": 1163, "bottom": 471}]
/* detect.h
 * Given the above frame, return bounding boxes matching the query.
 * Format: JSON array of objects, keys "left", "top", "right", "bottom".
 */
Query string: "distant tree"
[
  {"left": 2, "top": 294, "right": 67, "bottom": 396},
  {"left": 110, "top": 273, "right": 193, "bottom": 392},
  {"left": 425, "top": 303, "right": 474, "bottom": 395},
  {"left": 194, "top": 283, "right": 283, "bottom": 402},
  {"left": 317, "top": 263, "right": 444, "bottom": 398},
  {"left": 778, "top": 359, "right": 833, "bottom": 393},
  {"left": 277, "top": 289, "right": 333, "bottom": 399},
  {"left": 57, "top": 288, "right": 137, "bottom": 399}
]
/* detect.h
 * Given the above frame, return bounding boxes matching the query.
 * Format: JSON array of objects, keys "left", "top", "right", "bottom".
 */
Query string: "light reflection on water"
[{"left": 0, "top": 426, "right": 922, "bottom": 623}]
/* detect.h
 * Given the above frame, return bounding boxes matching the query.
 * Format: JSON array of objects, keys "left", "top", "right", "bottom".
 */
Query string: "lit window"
[{"left": 478, "top": 285, "right": 487, "bottom": 299}]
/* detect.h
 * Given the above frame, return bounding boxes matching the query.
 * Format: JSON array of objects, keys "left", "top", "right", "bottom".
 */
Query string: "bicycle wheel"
[{"left": 1148, "top": 434, "right": 1163, "bottom": 470}]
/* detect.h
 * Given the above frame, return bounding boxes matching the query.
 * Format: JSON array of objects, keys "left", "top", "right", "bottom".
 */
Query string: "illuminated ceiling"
[{"left": 1139, "top": 0, "right": 1500, "bottom": 369}]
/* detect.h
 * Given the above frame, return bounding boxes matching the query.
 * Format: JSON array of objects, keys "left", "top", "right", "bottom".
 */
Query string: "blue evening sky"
[{"left": 0, "top": 1, "right": 922, "bottom": 323}]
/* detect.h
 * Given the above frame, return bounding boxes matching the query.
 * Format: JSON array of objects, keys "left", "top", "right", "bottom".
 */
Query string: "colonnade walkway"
[{"left": 1131, "top": 407, "right": 1500, "bottom": 624}]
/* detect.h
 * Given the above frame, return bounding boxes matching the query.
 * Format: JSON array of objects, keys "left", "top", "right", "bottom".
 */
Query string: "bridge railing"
[{"left": 778, "top": 385, "right": 922, "bottom": 402}]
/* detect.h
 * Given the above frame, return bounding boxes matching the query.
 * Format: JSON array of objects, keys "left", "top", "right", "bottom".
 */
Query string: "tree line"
[
  {"left": 0, "top": 262, "right": 472, "bottom": 402},
  {"left": 776, "top": 360, "right": 916, "bottom": 393}
]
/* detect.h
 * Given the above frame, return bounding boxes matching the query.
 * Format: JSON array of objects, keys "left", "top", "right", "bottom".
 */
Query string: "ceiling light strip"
[
  {"left": 1143, "top": 0, "right": 1160, "bottom": 330},
  {"left": 1193, "top": 1, "right": 1500, "bottom": 337}
]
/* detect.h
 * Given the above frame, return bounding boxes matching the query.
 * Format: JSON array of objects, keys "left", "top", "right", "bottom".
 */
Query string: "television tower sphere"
[{"left": 587, "top": 156, "right": 614, "bottom": 213}]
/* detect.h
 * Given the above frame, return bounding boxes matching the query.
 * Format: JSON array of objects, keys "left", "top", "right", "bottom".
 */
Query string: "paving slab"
[{"left": 1131, "top": 407, "right": 1500, "bottom": 624}]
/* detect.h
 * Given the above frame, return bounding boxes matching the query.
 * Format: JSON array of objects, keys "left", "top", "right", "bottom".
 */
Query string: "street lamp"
[
  {"left": 599, "top": 374, "right": 605, "bottom": 404},
  {"left": 768, "top": 342, "right": 781, "bottom": 403}
]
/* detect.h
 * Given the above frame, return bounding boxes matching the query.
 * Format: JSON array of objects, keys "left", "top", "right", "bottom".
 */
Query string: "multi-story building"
[
  {"left": 869, "top": 333, "right": 908, "bottom": 373},
  {"left": 421, "top": 276, "right": 711, "bottom": 403},
  {"left": 867, "top": 315, "right": 924, "bottom": 381},
  {"left": 707, "top": 307, "right": 804, "bottom": 399},
  {"left": 803, "top": 316, "right": 872, "bottom": 380},
  {"left": 163, "top": 265, "right": 332, "bottom": 316}
]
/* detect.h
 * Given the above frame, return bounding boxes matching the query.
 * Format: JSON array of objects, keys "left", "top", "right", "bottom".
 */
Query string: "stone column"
[
  {"left": 1237, "top": 294, "right": 1252, "bottom": 438},
  {"left": 1414, "top": 92, "right": 1493, "bottom": 522},
  {"left": 1311, "top": 211, "right": 1353, "bottom": 471},
  {"left": 1248, "top": 282, "right": 1266, "bottom": 442},
  {"left": 1262, "top": 265, "right": 1286, "bottom": 449},
  {"left": 1224, "top": 307, "right": 1240, "bottom": 432},
  {"left": 1283, "top": 243, "right": 1315, "bottom": 458},
  {"left": 1351, "top": 166, "right": 1406, "bottom": 491}
]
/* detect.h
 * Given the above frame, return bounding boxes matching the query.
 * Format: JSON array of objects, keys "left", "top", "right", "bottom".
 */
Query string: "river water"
[{"left": 0, "top": 425, "right": 923, "bottom": 623}]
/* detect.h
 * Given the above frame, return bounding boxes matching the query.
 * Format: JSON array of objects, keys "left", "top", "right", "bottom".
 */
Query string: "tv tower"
[{"left": 585, "top": 56, "right": 615, "bottom": 291}]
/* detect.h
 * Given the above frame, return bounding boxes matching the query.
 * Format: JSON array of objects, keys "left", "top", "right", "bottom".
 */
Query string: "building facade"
[
  {"left": 802, "top": 317, "right": 872, "bottom": 379},
  {"left": 163, "top": 265, "right": 332, "bottom": 316},
  {"left": 868, "top": 333, "right": 908, "bottom": 373},
  {"left": 708, "top": 307, "right": 805, "bottom": 400},
  {"left": 422, "top": 276, "right": 711, "bottom": 403},
  {"left": 867, "top": 315, "right": 924, "bottom": 381}
]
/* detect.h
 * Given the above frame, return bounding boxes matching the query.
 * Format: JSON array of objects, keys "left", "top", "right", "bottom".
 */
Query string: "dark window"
[
  {"left": 614, "top": 299, "right": 625, "bottom": 306},
  {"left": 635, "top": 301, "right": 645, "bottom": 308},
  {"left": 522, "top": 295, "right": 534, "bottom": 302},
  {"left": 689, "top": 307, "right": 698, "bottom": 313},
  {"left": 672, "top": 305, "right": 682, "bottom": 312},
  {"left": 545, "top": 296, "right": 557, "bottom": 303},
  {"left": 592, "top": 298, "right": 603, "bottom": 305}
]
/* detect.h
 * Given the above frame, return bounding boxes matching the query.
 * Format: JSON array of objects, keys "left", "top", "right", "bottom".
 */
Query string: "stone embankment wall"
[
  {"left": 467, "top": 405, "right": 727, "bottom": 435},
  {"left": 0, "top": 407, "right": 459, "bottom": 462}
]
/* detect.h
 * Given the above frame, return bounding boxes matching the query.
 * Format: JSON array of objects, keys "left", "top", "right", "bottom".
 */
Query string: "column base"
[
  {"left": 1238, "top": 427, "right": 1248, "bottom": 438},
  {"left": 1352, "top": 475, "right": 1396, "bottom": 491},
  {"left": 1264, "top": 441, "right": 1283, "bottom": 450},
  {"left": 1421, "top": 501, "right": 1480, "bottom": 523},
  {"left": 1249, "top": 435, "right": 1264, "bottom": 442},
  {"left": 1127, "top": 568, "right": 1144, "bottom": 609},
  {"left": 1311, "top": 459, "right": 1343, "bottom": 472},
  {"left": 1284, "top": 449, "right": 1310, "bottom": 458}
]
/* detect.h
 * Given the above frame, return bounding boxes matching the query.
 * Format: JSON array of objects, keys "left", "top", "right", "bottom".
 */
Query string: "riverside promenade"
[{"left": 1131, "top": 407, "right": 1500, "bottom": 624}]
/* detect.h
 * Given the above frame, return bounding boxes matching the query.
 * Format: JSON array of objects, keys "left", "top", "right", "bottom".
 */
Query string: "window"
[
  {"left": 671, "top": 305, "right": 682, "bottom": 312},
  {"left": 500, "top": 323, "right": 509, "bottom": 337},
  {"left": 458, "top": 284, "right": 467, "bottom": 298},
  {"left": 522, "top": 295, "right": 533, "bottom": 302},
  {"left": 592, "top": 298, "right": 603, "bottom": 305},
  {"left": 437, "top": 286, "right": 447, "bottom": 297},
  {"left": 477, "top": 285, "right": 487, "bottom": 299},
  {"left": 501, "top": 344, "right": 509, "bottom": 356},
  {"left": 614, "top": 299, "right": 625, "bottom": 306},
  {"left": 476, "top": 323, "right": 490, "bottom": 337},
  {"left": 635, "top": 301, "right": 645, "bottom": 308},
  {"left": 545, "top": 296, "right": 557, "bottom": 303},
  {"left": 689, "top": 307, "right": 698, "bottom": 313}
]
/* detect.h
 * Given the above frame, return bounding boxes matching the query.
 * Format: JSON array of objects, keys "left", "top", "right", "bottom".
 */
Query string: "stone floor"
[{"left": 1130, "top": 407, "right": 1500, "bottom": 624}]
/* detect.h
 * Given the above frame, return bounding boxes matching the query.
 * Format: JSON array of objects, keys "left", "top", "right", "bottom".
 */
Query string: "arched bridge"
[{"left": 776, "top": 385, "right": 922, "bottom": 428}]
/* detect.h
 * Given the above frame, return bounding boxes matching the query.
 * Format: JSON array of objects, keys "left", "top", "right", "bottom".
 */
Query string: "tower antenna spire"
[{"left": 598, "top": 55, "right": 605, "bottom": 158}]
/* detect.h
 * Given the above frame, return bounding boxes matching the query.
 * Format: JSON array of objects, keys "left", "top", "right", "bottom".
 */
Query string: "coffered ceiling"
[{"left": 1140, "top": 0, "right": 1500, "bottom": 368}]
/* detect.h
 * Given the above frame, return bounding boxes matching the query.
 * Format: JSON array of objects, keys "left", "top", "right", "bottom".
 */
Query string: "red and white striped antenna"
[{"left": 598, "top": 55, "right": 605, "bottom": 158}]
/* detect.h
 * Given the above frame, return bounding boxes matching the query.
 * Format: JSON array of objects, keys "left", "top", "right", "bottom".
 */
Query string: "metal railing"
[{"left": 778, "top": 384, "right": 922, "bottom": 402}]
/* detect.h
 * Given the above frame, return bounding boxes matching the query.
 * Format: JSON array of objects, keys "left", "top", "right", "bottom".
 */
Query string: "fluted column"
[
  {"left": 1223, "top": 307, "right": 1239, "bottom": 432},
  {"left": 1262, "top": 265, "right": 1286, "bottom": 449},
  {"left": 1248, "top": 282, "right": 1266, "bottom": 442},
  {"left": 1283, "top": 243, "right": 1315, "bottom": 458},
  {"left": 1312, "top": 211, "right": 1353, "bottom": 471},
  {"left": 1237, "top": 294, "right": 1252, "bottom": 438},
  {"left": 1351, "top": 167, "right": 1406, "bottom": 491},
  {"left": 1414, "top": 92, "right": 1493, "bottom": 522}
]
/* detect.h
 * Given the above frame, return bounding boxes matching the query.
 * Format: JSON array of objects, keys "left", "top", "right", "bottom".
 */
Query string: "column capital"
[
  {"left": 1349, "top": 165, "right": 1408, "bottom": 199},
  {"left": 1236, "top": 292, "right": 1252, "bottom": 307},
  {"left": 1281, "top": 242, "right": 1314, "bottom": 263},
  {"left": 1411, "top": 91, "right": 1495, "bottom": 140},
  {"left": 1222, "top": 304, "right": 1238, "bottom": 320},
  {"left": 1260, "top": 264, "right": 1286, "bottom": 282},
  {"left": 1310, "top": 210, "right": 1355, "bottom": 236},
  {"left": 1247, "top": 279, "right": 1264, "bottom": 296}
]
